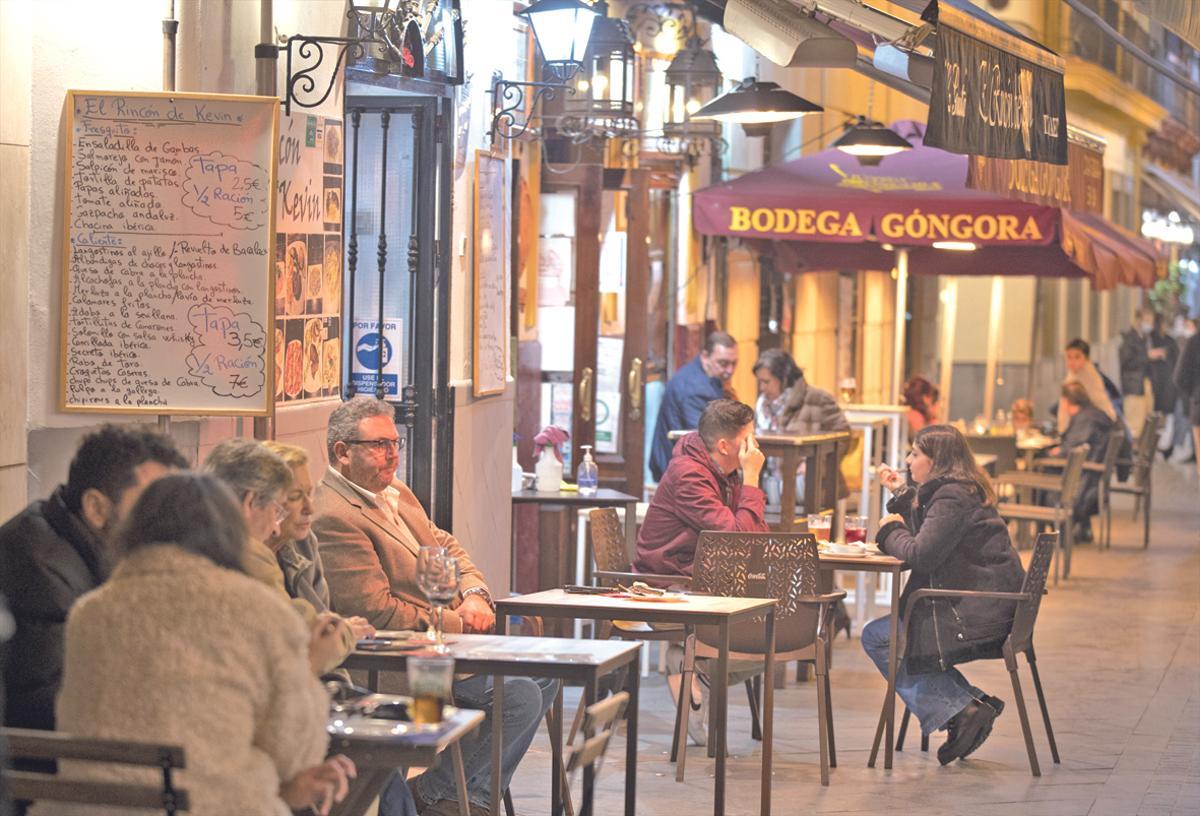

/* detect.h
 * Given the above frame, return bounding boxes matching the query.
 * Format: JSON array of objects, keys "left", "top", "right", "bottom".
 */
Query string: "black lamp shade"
[
  {"left": 832, "top": 121, "right": 912, "bottom": 158},
  {"left": 690, "top": 78, "right": 822, "bottom": 129}
]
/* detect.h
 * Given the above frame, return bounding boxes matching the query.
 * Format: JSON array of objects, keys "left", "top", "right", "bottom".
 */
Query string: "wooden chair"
[
  {"left": 994, "top": 445, "right": 1088, "bottom": 584},
  {"left": 686, "top": 531, "right": 845, "bottom": 785},
  {"left": 564, "top": 691, "right": 630, "bottom": 816},
  {"left": 2, "top": 728, "right": 188, "bottom": 814},
  {"left": 894, "top": 533, "right": 1061, "bottom": 777},
  {"left": 1109, "top": 412, "right": 1163, "bottom": 549},
  {"left": 1033, "top": 426, "right": 1126, "bottom": 550}
]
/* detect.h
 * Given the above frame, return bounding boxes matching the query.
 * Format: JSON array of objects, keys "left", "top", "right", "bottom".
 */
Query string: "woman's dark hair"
[
  {"left": 115, "top": 473, "right": 248, "bottom": 572},
  {"left": 751, "top": 349, "right": 803, "bottom": 389},
  {"left": 912, "top": 424, "right": 997, "bottom": 506},
  {"left": 902, "top": 376, "right": 940, "bottom": 422}
]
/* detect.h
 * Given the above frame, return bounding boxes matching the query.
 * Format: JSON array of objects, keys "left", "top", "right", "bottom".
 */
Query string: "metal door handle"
[
  {"left": 628, "top": 357, "right": 643, "bottom": 421},
  {"left": 579, "top": 367, "right": 593, "bottom": 423}
]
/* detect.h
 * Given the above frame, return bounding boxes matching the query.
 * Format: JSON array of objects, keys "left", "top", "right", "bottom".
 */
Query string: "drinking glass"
[
  {"left": 838, "top": 377, "right": 858, "bottom": 404},
  {"left": 844, "top": 515, "right": 867, "bottom": 544},
  {"left": 408, "top": 655, "right": 455, "bottom": 726},
  {"left": 417, "top": 550, "right": 460, "bottom": 654},
  {"left": 416, "top": 546, "right": 447, "bottom": 644},
  {"left": 806, "top": 514, "right": 832, "bottom": 543}
]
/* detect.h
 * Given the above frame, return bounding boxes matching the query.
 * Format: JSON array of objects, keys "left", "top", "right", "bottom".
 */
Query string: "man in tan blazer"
[{"left": 314, "top": 397, "right": 556, "bottom": 816}]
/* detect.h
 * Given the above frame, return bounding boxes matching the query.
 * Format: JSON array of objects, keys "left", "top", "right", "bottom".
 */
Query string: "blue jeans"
[
  {"left": 861, "top": 616, "right": 980, "bottom": 735},
  {"left": 412, "top": 674, "right": 559, "bottom": 810},
  {"left": 379, "top": 770, "right": 418, "bottom": 816}
]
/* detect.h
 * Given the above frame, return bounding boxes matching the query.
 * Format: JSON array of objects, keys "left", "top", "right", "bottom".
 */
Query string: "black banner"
[{"left": 926, "top": 24, "right": 1068, "bottom": 165}]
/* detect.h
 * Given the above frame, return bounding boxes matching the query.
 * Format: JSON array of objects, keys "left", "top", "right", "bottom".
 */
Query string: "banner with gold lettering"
[
  {"left": 924, "top": 3, "right": 1068, "bottom": 165},
  {"left": 966, "top": 139, "right": 1104, "bottom": 214}
]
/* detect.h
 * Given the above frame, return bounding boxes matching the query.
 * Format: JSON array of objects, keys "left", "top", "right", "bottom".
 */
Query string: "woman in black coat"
[{"left": 863, "top": 424, "right": 1025, "bottom": 765}]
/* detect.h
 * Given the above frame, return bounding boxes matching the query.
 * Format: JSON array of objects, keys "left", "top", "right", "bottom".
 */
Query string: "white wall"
[{"left": 16, "top": 0, "right": 520, "bottom": 598}]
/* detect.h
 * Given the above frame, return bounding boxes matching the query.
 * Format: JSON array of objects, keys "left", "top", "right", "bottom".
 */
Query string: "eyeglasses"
[
  {"left": 270, "top": 499, "right": 290, "bottom": 524},
  {"left": 347, "top": 437, "right": 406, "bottom": 454}
]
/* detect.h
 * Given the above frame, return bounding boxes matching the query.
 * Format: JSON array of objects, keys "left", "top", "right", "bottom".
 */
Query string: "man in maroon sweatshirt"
[{"left": 635, "top": 399, "right": 768, "bottom": 578}]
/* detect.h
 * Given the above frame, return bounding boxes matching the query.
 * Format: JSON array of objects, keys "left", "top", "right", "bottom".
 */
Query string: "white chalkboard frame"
[
  {"left": 472, "top": 150, "right": 509, "bottom": 398},
  {"left": 60, "top": 89, "right": 280, "bottom": 417}
]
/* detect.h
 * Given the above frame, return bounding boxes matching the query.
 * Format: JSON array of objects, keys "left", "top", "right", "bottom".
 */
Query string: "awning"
[
  {"left": 1143, "top": 161, "right": 1200, "bottom": 225},
  {"left": 918, "top": 0, "right": 1068, "bottom": 164},
  {"left": 692, "top": 122, "right": 1166, "bottom": 290}
]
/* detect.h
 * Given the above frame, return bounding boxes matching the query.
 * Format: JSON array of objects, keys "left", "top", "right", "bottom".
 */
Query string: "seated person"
[
  {"left": 1059, "top": 338, "right": 1116, "bottom": 433},
  {"left": 53, "top": 473, "right": 354, "bottom": 815},
  {"left": 1010, "top": 399, "right": 1035, "bottom": 436},
  {"left": 1054, "top": 382, "right": 1115, "bottom": 543},
  {"left": 873, "top": 425, "right": 1025, "bottom": 766},
  {"left": 313, "top": 397, "right": 556, "bottom": 816},
  {"left": 204, "top": 438, "right": 356, "bottom": 675},
  {"left": 0, "top": 424, "right": 185, "bottom": 733},
  {"left": 903, "top": 376, "right": 941, "bottom": 435},
  {"left": 635, "top": 399, "right": 767, "bottom": 579}
]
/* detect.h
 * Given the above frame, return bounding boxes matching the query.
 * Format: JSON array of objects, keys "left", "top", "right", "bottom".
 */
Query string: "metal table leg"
[
  {"left": 712, "top": 620, "right": 730, "bottom": 816},
  {"left": 760, "top": 610, "right": 775, "bottom": 816}
]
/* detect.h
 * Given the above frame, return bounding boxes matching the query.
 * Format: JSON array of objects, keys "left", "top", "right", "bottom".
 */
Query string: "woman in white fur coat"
[{"left": 46, "top": 473, "right": 354, "bottom": 816}]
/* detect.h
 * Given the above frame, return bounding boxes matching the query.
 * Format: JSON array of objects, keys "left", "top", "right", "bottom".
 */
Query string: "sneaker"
[{"left": 687, "top": 679, "right": 709, "bottom": 747}]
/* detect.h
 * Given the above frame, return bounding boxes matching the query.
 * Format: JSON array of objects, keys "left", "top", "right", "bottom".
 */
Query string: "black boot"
[
  {"left": 936, "top": 698, "right": 999, "bottom": 765},
  {"left": 959, "top": 695, "right": 1005, "bottom": 759}
]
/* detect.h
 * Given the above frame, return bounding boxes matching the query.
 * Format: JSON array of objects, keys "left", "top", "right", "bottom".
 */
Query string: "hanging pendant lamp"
[
  {"left": 689, "top": 76, "right": 822, "bottom": 137},
  {"left": 832, "top": 118, "right": 912, "bottom": 166}
]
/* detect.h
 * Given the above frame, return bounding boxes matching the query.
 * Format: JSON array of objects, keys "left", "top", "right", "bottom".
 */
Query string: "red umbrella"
[{"left": 692, "top": 122, "right": 1166, "bottom": 290}]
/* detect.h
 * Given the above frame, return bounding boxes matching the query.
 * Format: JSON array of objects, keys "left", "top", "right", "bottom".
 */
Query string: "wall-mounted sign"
[
  {"left": 967, "top": 138, "right": 1104, "bottom": 213},
  {"left": 924, "top": 3, "right": 1068, "bottom": 165}
]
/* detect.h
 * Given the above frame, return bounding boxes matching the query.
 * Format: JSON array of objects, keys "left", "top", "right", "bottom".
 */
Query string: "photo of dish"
[
  {"left": 284, "top": 339, "right": 303, "bottom": 398},
  {"left": 274, "top": 261, "right": 286, "bottom": 315},
  {"left": 322, "top": 337, "right": 340, "bottom": 392},
  {"left": 323, "top": 239, "right": 341, "bottom": 314},
  {"left": 286, "top": 239, "right": 306, "bottom": 315},
  {"left": 307, "top": 262, "right": 323, "bottom": 305},
  {"left": 274, "top": 327, "right": 285, "bottom": 399},
  {"left": 324, "top": 189, "right": 341, "bottom": 224},
  {"left": 324, "top": 123, "right": 342, "bottom": 163},
  {"left": 303, "top": 318, "right": 325, "bottom": 395}
]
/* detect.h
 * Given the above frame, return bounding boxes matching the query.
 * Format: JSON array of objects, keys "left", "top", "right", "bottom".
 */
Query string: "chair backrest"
[
  {"left": 1131, "top": 412, "right": 1163, "bottom": 485},
  {"left": 1009, "top": 532, "right": 1056, "bottom": 654},
  {"left": 565, "top": 691, "right": 629, "bottom": 775},
  {"left": 1058, "top": 444, "right": 1090, "bottom": 508},
  {"left": 691, "top": 531, "right": 820, "bottom": 654},
  {"left": 2, "top": 728, "right": 188, "bottom": 814},
  {"left": 589, "top": 508, "right": 631, "bottom": 578},
  {"left": 1099, "top": 426, "right": 1125, "bottom": 483}
]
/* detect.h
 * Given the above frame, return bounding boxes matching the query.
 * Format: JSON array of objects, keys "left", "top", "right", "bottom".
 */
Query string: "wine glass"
[
  {"left": 418, "top": 550, "right": 460, "bottom": 654},
  {"left": 416, "top": 546, "right": 447, "bottom": 644}
]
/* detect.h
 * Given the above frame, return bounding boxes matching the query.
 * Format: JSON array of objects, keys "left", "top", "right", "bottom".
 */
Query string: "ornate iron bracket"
[
  {"left": 489, "top": 75, "right": 574, "bottom": 143},
  {"left": 283, "top": 35, "right": 379, "bottom": 116}
]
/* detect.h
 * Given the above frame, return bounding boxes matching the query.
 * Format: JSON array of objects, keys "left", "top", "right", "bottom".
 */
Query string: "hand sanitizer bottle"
[
  {"left": 511, "top": 443, "right": 524, "bottom": 492},
  {"left": 577, "top": 445, "right": 598, "bottom": 496}
]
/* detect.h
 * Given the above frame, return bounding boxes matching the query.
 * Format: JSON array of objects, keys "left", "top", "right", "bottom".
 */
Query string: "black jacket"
[
  {"left": 0, "top": 487, "right": 112, "bottom": 731},
  {"left": 1119, "top": 328, "right": 1178, "bottom": 409},
  {"left": 877, "top": 478, "right": 1025, "bottom": 675},
  {"left": 1177, "top": 333, "right": 1200, "bottom": 425}
]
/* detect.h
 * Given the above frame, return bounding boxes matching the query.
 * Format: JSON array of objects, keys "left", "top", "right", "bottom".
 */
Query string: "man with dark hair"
[
  {"left": 1054, "top": 383, "right": 1115, "bottom": 543},
  {"left": 636, "top": 399, "right": 767, "bottom": 578},
  {"left": 1059, "top": 337, "right": 1117, "bottom": 433},
  {"left": 649, "top": 331, "right": 740, "bottom": 481},
  {"left": 0, "top": 424, "right": 186, "bottom": 732}
]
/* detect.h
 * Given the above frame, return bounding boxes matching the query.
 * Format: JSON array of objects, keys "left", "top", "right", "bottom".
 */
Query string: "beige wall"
[{"left": 0, "top": 0, "right": 32, "bottom": 519}]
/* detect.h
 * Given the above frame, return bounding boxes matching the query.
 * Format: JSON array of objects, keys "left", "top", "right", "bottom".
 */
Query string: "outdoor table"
[
  {"left": 843, "top": 404, "right": 909, "bottom": 473},
  {"left": 845, "top": 413, "right": 890, "bottom": 538},
  {"left": 496, "top": 589, "right": 777, "bottom": 816},
  {"left": 328, "top": 703, "right": 485, "bottom": 816},
  {"left": 974, "top": 452, "right": 998, "bottom": 474},
  {"left": 817, "top": 550, "right": 906, "bottom": 771},
  {"left": 343, "top": 632, "right": 642, "bottom": 816},
  {"left": 512, "top": 488, "right": 640, "bottom": 591}
]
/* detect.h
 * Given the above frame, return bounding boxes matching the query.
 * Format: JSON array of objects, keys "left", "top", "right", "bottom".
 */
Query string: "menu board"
[
  {"left": 61, "top": 90, "right": 279, "bottom": 415},
  {"left": 473, "top": 150, "right": 508, "bottom": 397},
  {"left": 273, "top": 112, "right": 344, "bottom": 404}
]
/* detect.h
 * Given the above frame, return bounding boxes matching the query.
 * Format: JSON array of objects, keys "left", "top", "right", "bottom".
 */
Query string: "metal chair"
[
  {"left": 1033, "top": 426, "right": 1126, "bottom": 549},
  {"left": 2, "top": 728, "right": 189, "bottom": 814},
  {"left": 1110, "top": 412, "right": 1163, "bottom": 549},
  {"left": 894, "top": 533, "right": 1061, "bottom": 776},
  {"left": 564, "top": 691, "right": 630, "bottom": 816},
  {"left": 686, "top": 531, "right": 845, "bottom": 785},
  {"left": 994, "top": 445, "right": 1088, "bottom": 583}
]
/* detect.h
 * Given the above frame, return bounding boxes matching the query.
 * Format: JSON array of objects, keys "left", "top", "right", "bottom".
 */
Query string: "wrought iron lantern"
[
  {"left": 561, "top": 1, "right": 639, "bottom": 141},
  {"left": 519, "top": 0, "right": 598, "bottom": 82},
  {"left": 662, "top": 35, "right": 722, "bottom": 147}
]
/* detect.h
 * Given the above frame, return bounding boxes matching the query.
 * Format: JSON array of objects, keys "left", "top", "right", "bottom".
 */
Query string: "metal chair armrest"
[
  {"left": 995, "top": 472, "right": 1064, "bottom": 492},
  {"left": 592, "top": 570, "right": 693, "bottom": 587},
  {"left": 795, "top": 589, "right": 848, "bottom": 605},
  {"left": 901, "top": 588, "right": 1031, "bottom": 621},
  {"left": 1032, "top": 457, "right": 1066, "bottom": 470}
]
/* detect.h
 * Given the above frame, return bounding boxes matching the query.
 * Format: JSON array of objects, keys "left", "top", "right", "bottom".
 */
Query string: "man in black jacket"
[{"left": 0, "top": 425, "right": 186, "bottom": 733}]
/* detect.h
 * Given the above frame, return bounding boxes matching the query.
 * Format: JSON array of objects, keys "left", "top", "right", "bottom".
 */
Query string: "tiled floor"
[{"left": 506, "top": 460, "right": 1200, "bottom": 816}]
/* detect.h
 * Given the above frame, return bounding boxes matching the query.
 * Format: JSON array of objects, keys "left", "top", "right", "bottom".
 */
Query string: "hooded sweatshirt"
[{"left": 634, "top": 432, "right": 767, "bottom": 577}]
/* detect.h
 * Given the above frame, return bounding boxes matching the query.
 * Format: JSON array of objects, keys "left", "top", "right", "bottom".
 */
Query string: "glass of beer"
[
  {"left": 807, "top": 514, "right": 832, "bottom": 542},
  {"left": 408, "top": 655, "right": 455, "bottom": 726},
  {"left": 838, "top": 377, "right": 858, "bottom": 404}
]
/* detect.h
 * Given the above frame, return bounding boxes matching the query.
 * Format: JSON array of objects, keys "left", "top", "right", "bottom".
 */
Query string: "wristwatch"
[{"left": 461, "top": 586, "right": 495, "bottom": 611}]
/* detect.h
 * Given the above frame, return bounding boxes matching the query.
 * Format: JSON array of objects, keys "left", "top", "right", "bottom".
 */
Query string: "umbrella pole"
[
  {"left": 891, "top": 247, "right": 909, "bottom": 405},
  {"left": 982, "top": 276, "right": 1005, "bottom": 422},
  {"left": 938, "top": 278, "right": 958, "bottom": 422}
]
